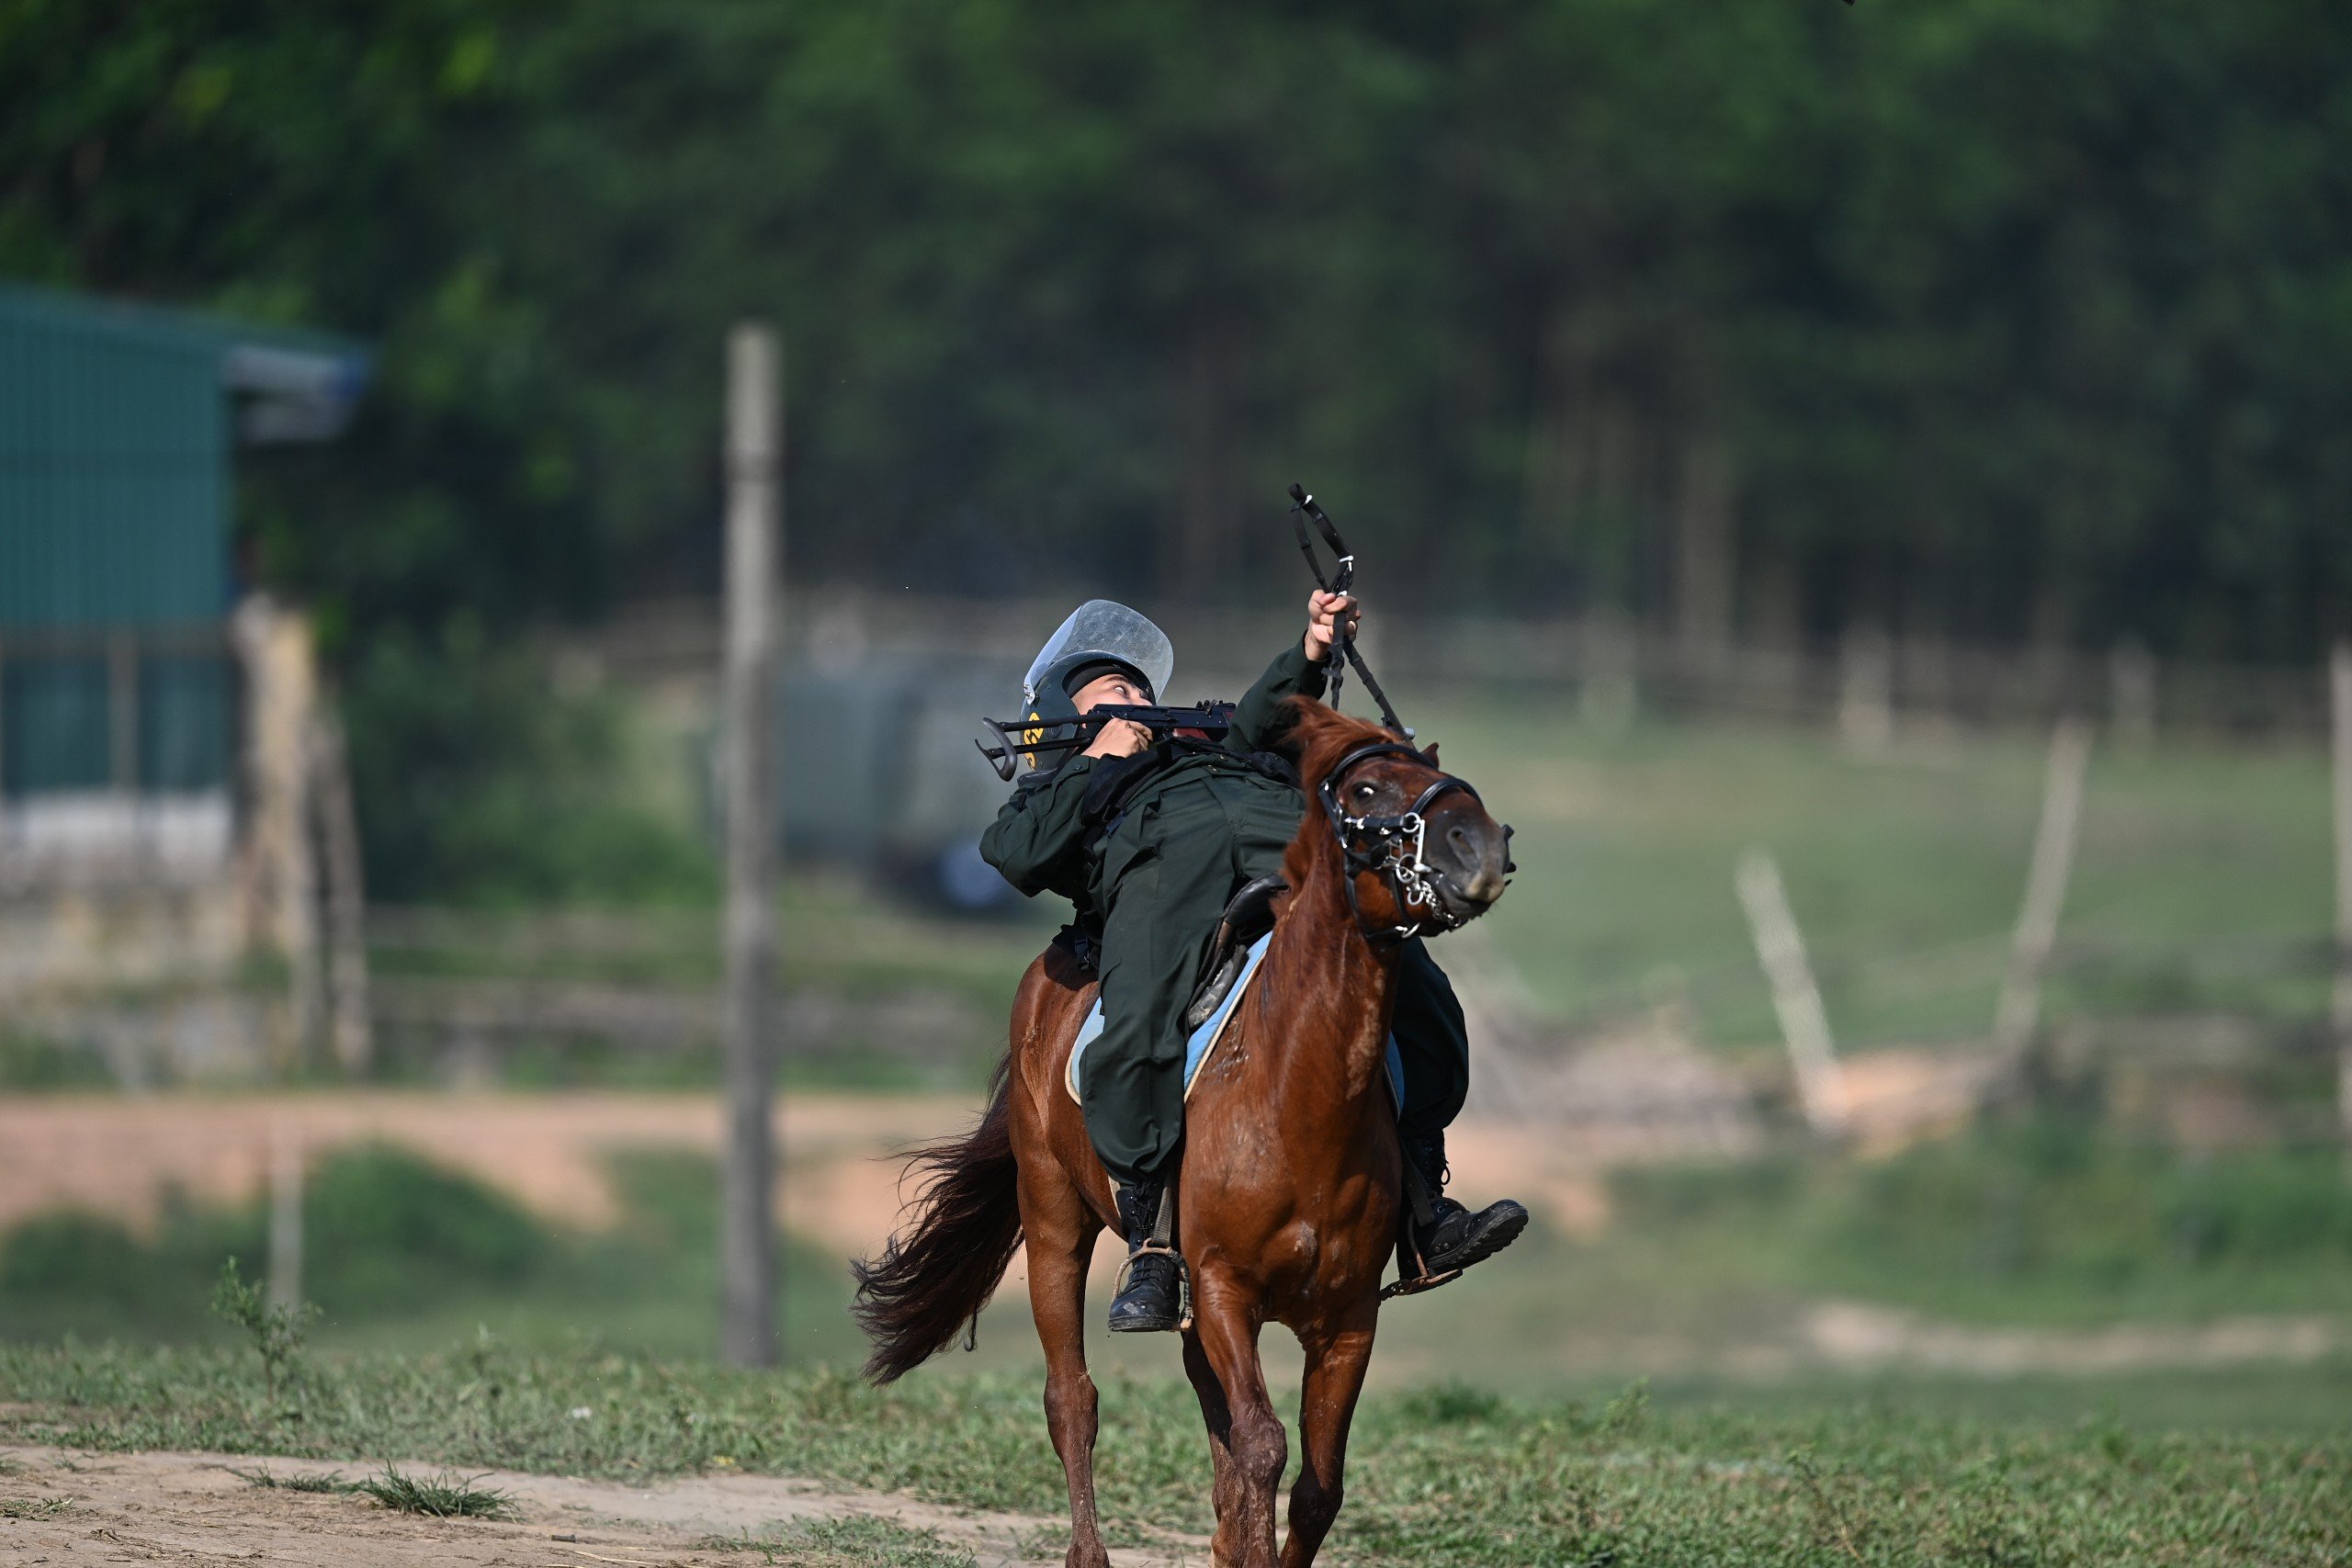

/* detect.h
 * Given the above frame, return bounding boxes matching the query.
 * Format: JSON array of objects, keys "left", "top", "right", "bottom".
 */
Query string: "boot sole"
[
  {"left": 1424, "top": 1200, "right": 1530, "bottom": 1275},
  {"left": 1106, "top": 1312, "right": 1184, "bottom": 1334}
]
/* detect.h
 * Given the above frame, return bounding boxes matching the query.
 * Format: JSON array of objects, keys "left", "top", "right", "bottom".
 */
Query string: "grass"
[
  {"left": 702, "top": 1518, "right": 978, "bottom": 1567},
  {"left": 230, "top": 1464, "right": 356, "bottom": 1493},
  {"left": 1587, "top": 1126, "right": 2352, "bottom": 1327},
  {"left": 355, "top": 1463, "right": 514, "bottom": 1519},
  {"left": 362, "top": 872, "right": 1053, "bottom": 1093},
  {"left": 0, "top": 1145, "right": 869, "bottom": 1364},
  {"left": 9, "top": 702, "right": 2341, "bottom": 1099},
  {"left": 0, "top": 1495, "right": 72, "bottom": 1519},
  {"left": 367, "top": 695, "right": 2349, "bottom": 1094},
  {"left": 0, "top": 1343, "right": 2345, "bottom": 1565},
  {"left": 1415, "top": 691, "right": 2339, "bottom": 1049},
  {"left": 9, "top": 1121, "right": 2351, "bottom": 1404}
]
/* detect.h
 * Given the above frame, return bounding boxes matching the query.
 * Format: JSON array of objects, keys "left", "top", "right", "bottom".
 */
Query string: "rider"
[{"left": 981, "top": 592, "right": 1528, "bottom": 1333}]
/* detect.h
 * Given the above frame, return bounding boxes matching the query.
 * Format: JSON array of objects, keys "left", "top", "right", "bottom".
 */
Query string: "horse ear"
[{"left": 1420, "top": 742, "right": 1440, "bottom": 765}]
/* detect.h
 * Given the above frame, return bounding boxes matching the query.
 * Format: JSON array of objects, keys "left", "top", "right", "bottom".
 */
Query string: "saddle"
[
  {"left": 1065, "top": 874, "right": 1404, "bottom": 1109},
  {"left": 1182, "top": 874, "right": 1286, "bottom": 1029}
]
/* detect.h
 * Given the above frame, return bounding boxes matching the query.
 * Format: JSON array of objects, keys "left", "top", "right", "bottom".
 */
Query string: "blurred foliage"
[
  {"left": 0, "top": 1145, "right": 861, "bottom": 1362},
  {"left": 7, "top": 0, "right": 2352, "bottom": 897},
  {"left": 301, "top": 1144, "right": 547, "bottom": 1306},
  {"left": 338, "top": 623, "right": 713, "bottom": 904},
  {"left": 0, "top": 1033, "right": 117, "bottom": 1092},
  {"left": 1611, "top": 1119, "right": 2352, "bottom": 1324},
  {"left": 0, "top": 1143, "right": 547, "bottom": 1337},
  {"left": 4, "top": 0, "right": 2349, "bottom": 653}
]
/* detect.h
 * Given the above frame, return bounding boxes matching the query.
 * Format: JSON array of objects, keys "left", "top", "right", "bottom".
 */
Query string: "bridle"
[
  {"left": 1284, "top": 482, "right": 1502, "bottom": 942},
  {"left": 1318, "top": 739, "right": 1484, "bottom": 943}
]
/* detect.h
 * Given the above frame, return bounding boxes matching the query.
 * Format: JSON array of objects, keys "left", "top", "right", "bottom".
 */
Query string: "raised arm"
[{"left": 1231, "top": 590, "right": 1357, "bottom": 754}]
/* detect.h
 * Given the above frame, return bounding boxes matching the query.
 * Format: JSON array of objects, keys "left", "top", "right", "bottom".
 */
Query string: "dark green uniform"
[{"left": 981, "top": 641, "right": 1471, "bottom": 1189}]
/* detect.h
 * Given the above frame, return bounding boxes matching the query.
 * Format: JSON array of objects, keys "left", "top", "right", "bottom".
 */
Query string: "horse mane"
[{"left": 1279, "top": 697, "right": 1408, "bottom": 893}]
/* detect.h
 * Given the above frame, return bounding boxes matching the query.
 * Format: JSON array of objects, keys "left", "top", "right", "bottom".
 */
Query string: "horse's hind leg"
[
  {"left": 1282, "top": 1304, "right": 1377, "bottom": 1568},
  {"left": 1022, "top": 1160, "right": 1111, "bottom": 1568}
]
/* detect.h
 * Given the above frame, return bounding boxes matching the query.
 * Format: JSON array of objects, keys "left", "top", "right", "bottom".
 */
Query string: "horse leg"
[
  {"left": 1023, "top": 1165, "right": 1111, "bottom": 1568},
  {"left": 1281, "top": 1305, "right": 1377, "bottom": 1568},
  {"left": 1191, "top": 1276, "right": 1287, "bottom": 1568},
  {"left": 1182, "top": 1327, "right": 1242, "bottom": 1542}
]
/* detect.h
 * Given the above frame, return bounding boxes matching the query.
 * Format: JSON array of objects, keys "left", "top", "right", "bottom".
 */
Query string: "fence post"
[
  {"left": 1579, "top": 611, "right": 1637, "bottom": 730},
  {"left": 2330, "top": 644, "right": 2352, "bottom": 1172},
  {"left": 720, "top": 321, "right": 782, "bottom": 1368},
  {"left": 1735, "top": 848, "right": 1845, "bottom": 1135},
  {"left": 311, "top": 705, "right": 372, "bottom": 1076},
  {"left": 2109, "top": 641, "right": 2157, "bottom": 748},
  {"left": 1838, "top": 625, "right": 1894, "bottom": 754},
  {"left": 1991, "top": 717, "right": 2092, "bottom": 1094}
]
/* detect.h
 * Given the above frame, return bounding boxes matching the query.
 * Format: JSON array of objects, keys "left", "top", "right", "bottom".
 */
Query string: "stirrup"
[
  {"left": 1380, "top": 1227, "right": 1463, "bottom": 1300},
  {"left": 1111, "top": 1240, "right": 1192, "bottom": 1332},
  {"left": 1382, "top": 1145, "right": 1464, "bottom": 1300}
]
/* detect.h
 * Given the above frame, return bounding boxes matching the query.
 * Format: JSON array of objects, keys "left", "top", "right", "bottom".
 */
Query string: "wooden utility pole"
[
  {"left": 1735, "top": 848, "right": 1845, "bottom": 1136},
  {"left": 720, "top": 322, "right": 782, "bottom": 1367},
  {"left": 267, "top": 1119, "right": 303, "bottom": 1311},
  {"left": 1992, "top": 717, "right": 2091, "bottom": 1092},
  {"left": 2330, "top": 645, "right": 2352, "bottom": 1170}
]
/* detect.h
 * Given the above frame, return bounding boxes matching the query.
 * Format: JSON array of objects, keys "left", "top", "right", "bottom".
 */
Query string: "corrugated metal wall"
[
  {"left": 0, "top": 288, "right": 235, "bottom": 795},
  {"left": 0, "top": 289, "right": 231, "bottom": 629}
]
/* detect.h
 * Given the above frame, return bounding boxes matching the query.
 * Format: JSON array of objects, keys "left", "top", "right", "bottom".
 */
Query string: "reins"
[
  {"left": 1288, "top": 483, "right": 1411, "bottom": 740},
  {"left": 1284, "top": 482, "right": 1482, "bottom": 944}
]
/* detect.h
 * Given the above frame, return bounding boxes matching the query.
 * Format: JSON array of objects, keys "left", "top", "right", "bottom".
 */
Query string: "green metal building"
[{"left": 0, "top": 283, "right": 368, "bottom": 814}]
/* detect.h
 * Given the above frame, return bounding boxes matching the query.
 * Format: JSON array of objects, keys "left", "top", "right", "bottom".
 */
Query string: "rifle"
[{"left": 975, "top": 702, "right": 1237, "bottom": 782}]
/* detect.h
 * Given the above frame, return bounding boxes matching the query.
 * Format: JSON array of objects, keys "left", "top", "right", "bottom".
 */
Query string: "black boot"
[
  {"left": 1107, "top": 1182, "right": 1184, "bottom": 1334},
  {"left": 1402, "top": 1134, "right": 1528, "bottom": 1280}
]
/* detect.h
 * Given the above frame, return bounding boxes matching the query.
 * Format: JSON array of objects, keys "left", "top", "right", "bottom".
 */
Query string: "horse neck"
[{"left": 1259, "top": 837, "right": 1401, "bottom": 1120}]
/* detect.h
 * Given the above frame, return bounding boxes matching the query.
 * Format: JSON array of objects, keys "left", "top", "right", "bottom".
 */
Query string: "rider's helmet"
[{"left": 1017, "top": 600, "right": 1175, "bottom": 772}]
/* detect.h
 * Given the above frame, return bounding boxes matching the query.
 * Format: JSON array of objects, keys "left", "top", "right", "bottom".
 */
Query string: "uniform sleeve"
[
  {"left": 979, "top": 756, "right": 1100, "bottom": 898},
  {"left": 1231, "top": 640, "right": 1329, "bottom": 755}
]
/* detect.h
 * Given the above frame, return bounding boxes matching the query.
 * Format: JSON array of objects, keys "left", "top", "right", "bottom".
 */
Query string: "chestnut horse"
[{"left": 854, "top": 701, "right": 1512, "bottom": 1568}]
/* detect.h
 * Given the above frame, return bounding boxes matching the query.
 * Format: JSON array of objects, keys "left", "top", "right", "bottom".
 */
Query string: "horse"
[{"left": 854, "top": 699, "right": 1514, "bottom": 1568}]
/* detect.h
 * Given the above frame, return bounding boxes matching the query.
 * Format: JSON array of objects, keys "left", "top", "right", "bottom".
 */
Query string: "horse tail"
[{"left": 852, "top": 1055, "right": 1023, "bottom": 1383}]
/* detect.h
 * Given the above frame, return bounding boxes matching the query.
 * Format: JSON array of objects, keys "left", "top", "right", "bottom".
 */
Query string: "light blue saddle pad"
[{"left": 1067, "top": 931, "right": 1406, "bottom": 1107}]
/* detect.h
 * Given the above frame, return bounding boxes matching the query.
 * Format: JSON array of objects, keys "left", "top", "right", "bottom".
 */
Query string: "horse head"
[{"left": 1283, "top": 700, "right": 1513, "bottom": 940}]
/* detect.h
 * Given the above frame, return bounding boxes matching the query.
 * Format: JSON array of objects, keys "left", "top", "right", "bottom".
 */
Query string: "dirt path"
[
  {"left": 0, "top": 1089, "right": 1609, "bottom": 1278},
  {"left": 0, "top": 1445, "right": 1182, "bottom": 1568}
]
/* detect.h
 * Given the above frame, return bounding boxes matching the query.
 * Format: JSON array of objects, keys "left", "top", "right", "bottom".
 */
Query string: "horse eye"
[{"left": 1353, "top": 783, "right": 1376, "bottom": 802}]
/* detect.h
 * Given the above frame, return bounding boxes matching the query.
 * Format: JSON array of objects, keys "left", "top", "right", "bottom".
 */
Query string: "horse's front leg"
[
  {"left": 1282, "top": 1303, "right": 1377, "bottom": 1568},
  {"left": 1182, "top": 1325, "right": 1240, "bottom": 1537},
  {"left": 1191, "top": 1269, "right": 1286, "bottom": 1568},
  {"left": 1021, "top": 1161, "right": 1111, "bottom": 1568}
]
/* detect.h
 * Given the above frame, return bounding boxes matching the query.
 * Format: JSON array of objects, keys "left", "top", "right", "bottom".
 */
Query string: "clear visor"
[{"left": 1023, "top": 600, "right": 1175, "bottom": 704}]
